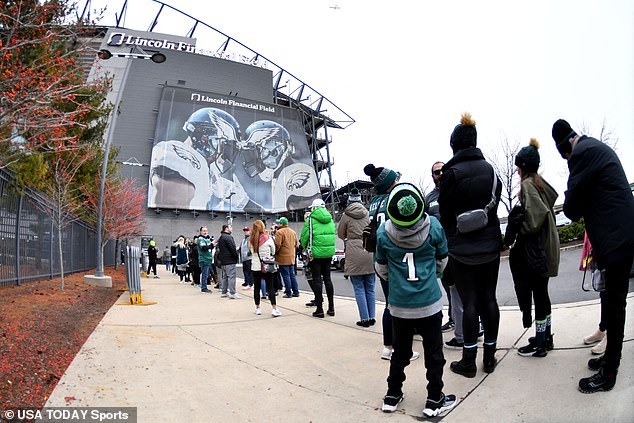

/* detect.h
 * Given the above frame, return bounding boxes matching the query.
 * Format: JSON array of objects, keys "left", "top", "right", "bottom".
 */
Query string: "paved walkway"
[{"left": 46, "top": 269, "right": 634, "bottom": 422}]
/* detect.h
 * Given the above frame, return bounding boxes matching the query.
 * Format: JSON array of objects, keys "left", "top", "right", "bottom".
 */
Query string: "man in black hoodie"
[
  {"left": 438, "top": 113, "right": 502, "bottom": 379},
  {"left": 553, "top": 119, "right": 634, "bottom": 394}
]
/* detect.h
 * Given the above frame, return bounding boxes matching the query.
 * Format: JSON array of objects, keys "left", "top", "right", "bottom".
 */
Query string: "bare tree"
[
  {"left": 487, "top": 135, "right": 520, "bottom": 215},
  {"left": 578, "top": 118, "right": 618, "bottom": 150}
]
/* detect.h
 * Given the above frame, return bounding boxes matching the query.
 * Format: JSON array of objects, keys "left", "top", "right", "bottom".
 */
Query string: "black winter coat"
[
  {"left": 563, "top": 136, "right": 634, "bottom": 267},
  {"left": 216, "top": 231, "right": 239, "bottom": 265},
  {"left": 439, "top": 147, "right": 502, "bottom": 264}
]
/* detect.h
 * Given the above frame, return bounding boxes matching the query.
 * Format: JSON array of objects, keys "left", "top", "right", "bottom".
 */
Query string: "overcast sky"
[{"left": 89, "top": 0, "right": 634, "bottom": 206}]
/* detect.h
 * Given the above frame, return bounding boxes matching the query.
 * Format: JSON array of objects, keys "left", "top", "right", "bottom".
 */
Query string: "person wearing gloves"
[
  {"left": 375, "top": 182, "right": 457, "bottom": 418},
  {"left": 300, "top": 198, "right": 336, "bottom": 318}
]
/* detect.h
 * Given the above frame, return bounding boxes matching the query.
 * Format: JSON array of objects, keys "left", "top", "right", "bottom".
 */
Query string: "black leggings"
[
  {"left": 452, "top": 257, "right": 500, "bottom": 346},
  {"left": 531, "top": 276, "right": 551, "bottom": 321},
  {"left": 252, "top": 271, "right": 276, "bottom": 306}
]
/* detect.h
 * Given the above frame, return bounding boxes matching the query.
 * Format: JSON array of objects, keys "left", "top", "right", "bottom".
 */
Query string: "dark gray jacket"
[{"left": 563, "top": 136, "right": 634, "bottom": 266}]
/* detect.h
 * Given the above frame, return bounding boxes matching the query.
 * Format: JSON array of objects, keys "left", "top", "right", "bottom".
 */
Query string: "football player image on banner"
[
  {"left": 147, "top": 86, "right": 320, "bottom": 213},
  {"left": 148, "top": 140, "right": 210, "bottom": 209}
]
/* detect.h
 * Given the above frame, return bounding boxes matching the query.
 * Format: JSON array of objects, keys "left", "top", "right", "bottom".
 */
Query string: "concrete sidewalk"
[{"left": 46, "top": 269, "right": 633, "bottom": 422}]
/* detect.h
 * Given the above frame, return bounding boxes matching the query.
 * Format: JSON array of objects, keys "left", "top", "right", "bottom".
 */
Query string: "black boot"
[
  {"left": 483, "top": 344, "right": 498, "bottom": 373},
  {"left": 450, "top": 347, "right": 477, "bottom": 378},
  {"left": 312, "top": 305, "right": 325, "bottom": 318}
]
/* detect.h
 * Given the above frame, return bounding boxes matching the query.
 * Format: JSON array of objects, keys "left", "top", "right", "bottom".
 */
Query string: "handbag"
[
  {"left": 257, "top": 252, "right": 278, "bottom": 273},
  {"left": 456, "top": 168, "right": 498, "bottom": 234}
]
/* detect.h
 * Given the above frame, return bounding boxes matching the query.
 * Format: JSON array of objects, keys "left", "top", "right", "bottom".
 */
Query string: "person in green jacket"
[
  {"left": 508, "top": 138, "right": 560, "bottom": 357},
  {"left": 300, "top": 198, "right": 336, "bottom": 318}
]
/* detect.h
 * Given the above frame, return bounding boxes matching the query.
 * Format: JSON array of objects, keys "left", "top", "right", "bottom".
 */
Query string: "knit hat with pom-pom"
[
  {"left": 386, "top": 183, "right": 425, "bottom": 228},
  {"left": 515, "top": 138, "right": 541, "bottom": 173},
  {"left": 363, "top": 163, "right": 400, "bottom": 194},
  {"left": 450, "top": 112, "right": 477, "bottom": 153}
]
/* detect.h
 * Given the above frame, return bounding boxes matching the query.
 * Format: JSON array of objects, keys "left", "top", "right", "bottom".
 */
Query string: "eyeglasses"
[{"left": 433, "top": 170, "right": 442, "bottom": 176}]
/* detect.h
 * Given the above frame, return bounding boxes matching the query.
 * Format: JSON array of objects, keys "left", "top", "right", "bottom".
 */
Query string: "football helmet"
[
  {"left": 241, "top": 120, "right": 293, "bottom": 179},
  {"left": 182, "top": 108, "right": 241, "bottom": 173}
]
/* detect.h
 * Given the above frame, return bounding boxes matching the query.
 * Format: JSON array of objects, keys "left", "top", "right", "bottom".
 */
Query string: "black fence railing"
[{"left": 0, "top": 169, "right": 115, "bottom": 288}]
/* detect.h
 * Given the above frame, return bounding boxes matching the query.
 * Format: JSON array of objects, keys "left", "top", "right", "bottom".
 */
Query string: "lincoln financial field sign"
[{"left": 147, "top": 86, "right": 320, "bottom": 213}]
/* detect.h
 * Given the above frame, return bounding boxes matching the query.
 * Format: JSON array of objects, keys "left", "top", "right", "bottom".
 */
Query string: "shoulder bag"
[{"left": 456, "top": 168, "right": 498, "bottom": 234}]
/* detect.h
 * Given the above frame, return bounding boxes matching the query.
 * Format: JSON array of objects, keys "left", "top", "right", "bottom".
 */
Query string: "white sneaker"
[
  {"left": 411, "top": 351, "right": 421, "bottom": 361},
  {"left": 254, "top": 307, "right": 262, "bottom": 315},
  {"left": 229, "top": 293, "right": 240, "bottom": 299},
  {"left": 591, "top": 334, "right": 607, "bottom": 355},
  {"left": 272, "top": 308, "right": 282, "bottom": 317},
  {"left": 242, "top": 285, "right": 252, "bottom": 290},
  {"left": 221, "top": 293, "right": 228, "bottom": 298},
  {"left": 381, "top": 347, "right": 393, "bottom": 360},
  {"left": 584, "top": 329, "right": 605, "bottom": 345}
]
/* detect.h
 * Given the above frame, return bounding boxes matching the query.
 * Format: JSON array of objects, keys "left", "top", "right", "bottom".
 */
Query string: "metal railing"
[{"left": 0, "top": 168, "right": 115, "bottom": 288}]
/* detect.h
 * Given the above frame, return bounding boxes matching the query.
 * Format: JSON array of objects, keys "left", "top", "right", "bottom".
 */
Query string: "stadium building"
[{"left": 80, "top": 0, "right": 354, "bottom": 249}]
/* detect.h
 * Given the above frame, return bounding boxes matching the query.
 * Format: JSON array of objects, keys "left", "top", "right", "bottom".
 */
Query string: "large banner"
[{"left": 147, "top": 86, "right": 320, "bottom": 213}]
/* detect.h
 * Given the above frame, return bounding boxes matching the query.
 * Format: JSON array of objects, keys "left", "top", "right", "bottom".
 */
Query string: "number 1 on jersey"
[{"left": 402, "top": 252, "right": 419, "bottom": 281}]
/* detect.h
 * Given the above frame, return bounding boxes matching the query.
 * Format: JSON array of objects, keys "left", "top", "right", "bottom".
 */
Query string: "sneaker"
[
  {"left": 292, "top": 293, "right": 300, "bottom": 297},
  {"left": 327, "top": 309, "right": 335, "bottom": 316},
  {"left": 262, "top": 295, "right": 267, "bottom": 300},
  {"left": 312, "top": 310, "right": 325, "bottom": 318},
  {"left": 381, "top": 393, "right": 404, "bottom": 413},
  {"left": 241, "top": 282, "right": 248, "bottom": 287},
  {"left": 517, "top": 342, "right": 547, "bottom": 358},
  {"left": 583, "top": 329, "right": 605, "bottom": 345},
  {"left": 591, "top": 335, "right": 607, "bottom": 355},
  {"left": 444, "top": 338, "right": 464, "bottom": 350},
  {"left": 368, "top": 318, "right": 376, "bottom": 326},
  {"left": 283, "top": 294, "right": 292, "bottom": 298},
  {"left": 200, "top": 288, "right": 212, "bottom": 293},
  {"left": 356, "top": 320, "right": 370, "bottom": 327},
  {"left": 578, "top": 368, "right": 616, "bottom": 393},
  {"left": 441, "top": 320, "right": 455, "bottom": 333},
  {"left": 588, "top": 355, "right": 606, "bottom": 371},
  {"left": 271, "top": 308, "right": 282, "bottom": 317},
  {"left": 381, "top": 347, "right": 393, "bottom": 360},
  {"left": 154, "top": 275, "right": 159, "bottom": 279},
  {"left": 229, "top": 293, "right": 240, "bottom": 299},
  {"left": 528, "top": 334, "right": 555, "bottom": 351},
  {"left": 305, "top": 300, "right": 316, "bottom": 307},
  {"left": 254, "top": 307, "right": 262, "bottom": 315},
  {"left": 242, "top": 285, "right": 253, "bottom": 290},
  {"left": 221, "top": 293, "right": 228, "bottom": 298},
  {"left": 422, "top": 393, "right": 457, "bottom": 417}
]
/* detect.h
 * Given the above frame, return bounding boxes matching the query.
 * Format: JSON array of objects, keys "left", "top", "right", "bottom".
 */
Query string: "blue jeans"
[
  {"left": 279, "top": 265, "right": 299, "bottom": 296},
  {"left": 349, "top": 274, "right": 376, "bottom": 321},
  {"left": 200, "top": 262, "right": 211, "bottom": 291},
  {"left": 242, "top": 260, "right": 253, "bottom": 286}
]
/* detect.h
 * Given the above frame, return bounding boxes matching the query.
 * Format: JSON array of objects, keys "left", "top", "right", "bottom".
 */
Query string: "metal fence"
[{"left": 0, "top": 169, "right": 115, "bottom": 288}]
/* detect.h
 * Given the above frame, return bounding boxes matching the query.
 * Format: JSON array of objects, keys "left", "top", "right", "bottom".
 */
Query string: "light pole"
[
  {"left": 94, "top": 49, "right": 165, "bottom": 278},
  {"left": 226, "top": 192, "right": 236, "bottom": 226}
]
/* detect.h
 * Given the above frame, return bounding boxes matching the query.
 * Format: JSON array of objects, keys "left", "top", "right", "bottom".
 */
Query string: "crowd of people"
[{"left": 142, "top": 114, "right": 632, "bottom": 418}]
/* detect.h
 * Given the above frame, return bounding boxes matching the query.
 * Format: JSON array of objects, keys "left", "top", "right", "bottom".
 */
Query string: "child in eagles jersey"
[{"left": 374, "top": 182, "right": 457, "bottom": 418}]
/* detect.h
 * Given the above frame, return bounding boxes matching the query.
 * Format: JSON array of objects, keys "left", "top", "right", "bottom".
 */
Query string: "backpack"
[{"left": 362, "top": 197, "right": 386, "bottom": 253}]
